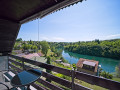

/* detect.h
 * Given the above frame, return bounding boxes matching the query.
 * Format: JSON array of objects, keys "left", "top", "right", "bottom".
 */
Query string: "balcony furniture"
[
  {"left": 11, "top": 69, "right": 42, "bottom": 89},
  {"left": 0, "top": 69, "right": 17, "bottom": 90}
]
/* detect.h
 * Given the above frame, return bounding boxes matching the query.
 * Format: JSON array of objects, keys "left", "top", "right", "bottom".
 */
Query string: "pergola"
[{"left": 0, "top": 0, "right": 83, "bottom": 55}]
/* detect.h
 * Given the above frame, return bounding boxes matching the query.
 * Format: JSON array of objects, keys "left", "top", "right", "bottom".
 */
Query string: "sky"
[{"left": 18, "top": 0, "right": 120, "bottom": 42}]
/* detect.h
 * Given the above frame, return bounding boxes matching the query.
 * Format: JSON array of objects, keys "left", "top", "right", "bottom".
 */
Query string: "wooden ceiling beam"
[{"left": 20, "top": 0, "right": 83, "bottom": 24}]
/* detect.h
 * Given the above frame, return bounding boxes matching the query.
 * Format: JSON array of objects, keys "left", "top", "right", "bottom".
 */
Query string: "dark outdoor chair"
[
  {"left": 0, "top": 70, "right": 20, "bottom": 90},
  {"left": 0, "top": 69, "right": 38, "bottom": 90}
]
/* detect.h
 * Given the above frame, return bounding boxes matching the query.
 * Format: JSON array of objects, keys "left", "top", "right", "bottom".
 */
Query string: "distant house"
[
  {"left": 55, "top": 60, "right": 62, "bottom": 63},
  {"left": 24, "top": 49, "right": 34, "bottom": 54},
  {"left": 76, "top": 58, "right": 99, "bottom": 75},
  {"left": 17, "top": 53, "right": 47, "bottom": 71},
  {"left": 61, "top": 62, "right": 70, "bottom": 67},
  {"left": 13, "top": 50, "right": 22, "bottom": 54},
  {"left": 22, "top": 53, "right": 40, "bottom": 59}
]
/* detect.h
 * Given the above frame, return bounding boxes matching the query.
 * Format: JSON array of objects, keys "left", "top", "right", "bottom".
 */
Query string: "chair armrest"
[{"left": 1, "top": 69, "right": 16, "bottom": 82}]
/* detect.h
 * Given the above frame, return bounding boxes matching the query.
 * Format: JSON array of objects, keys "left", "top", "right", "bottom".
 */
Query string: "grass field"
[{"left": 112, "top": 77, "right": 120, "bottom": 82}]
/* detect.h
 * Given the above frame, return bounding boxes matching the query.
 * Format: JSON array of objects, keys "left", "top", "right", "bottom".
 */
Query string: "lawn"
[
  {"left": 112, "top": 78, "right": 120, "bottom": 82},
  {"left": 77, "top": 80, "right": 108, "bottom": 90}
]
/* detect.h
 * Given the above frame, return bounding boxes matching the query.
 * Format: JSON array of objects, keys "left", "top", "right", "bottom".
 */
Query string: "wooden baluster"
[{"left": 72, "top": 69, "right": 75, "bottom": 90}]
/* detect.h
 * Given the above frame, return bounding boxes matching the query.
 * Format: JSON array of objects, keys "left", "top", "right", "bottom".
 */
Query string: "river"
[{"left": 62, "top": 50, "right": 120, "bottom": 73}]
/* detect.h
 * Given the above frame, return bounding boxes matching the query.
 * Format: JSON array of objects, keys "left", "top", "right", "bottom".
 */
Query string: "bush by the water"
[
  {"left": 115, "top": 64, "right": 120, "bottom": 78},
  {"left": 100, "top": 71, "right": 113, "bottom": 79}
]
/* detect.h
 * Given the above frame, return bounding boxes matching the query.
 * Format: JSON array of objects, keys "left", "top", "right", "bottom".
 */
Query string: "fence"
[{"left": 9, "top": 55, "right": 120, "bottom": 90}]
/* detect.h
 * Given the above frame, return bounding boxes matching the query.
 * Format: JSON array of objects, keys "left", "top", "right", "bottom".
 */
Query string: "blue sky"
[{"left": 18, "top": 0, "right": 120, "bottom": 42}]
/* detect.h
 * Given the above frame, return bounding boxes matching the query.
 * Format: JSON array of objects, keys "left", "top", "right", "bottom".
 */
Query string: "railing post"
[
  {"left": 8, "top": 56, "right": 9, "bottom": 70},
  {"left": 22, "top": 58, "right": 25, "bottom": 70},
  {"left": 72, "top": 69, "right": 75, "bottom": 90}
]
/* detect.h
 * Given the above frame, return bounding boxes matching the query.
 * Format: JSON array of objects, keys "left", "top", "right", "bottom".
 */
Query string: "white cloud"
[
  {"left": 40, "top": 36, "right": 65, "bottom": 42},
  {"left": 41, "top": 37, "right": 50, "bottom": 41},
  {"left": 98, "top": 34, "right": 120, "bottom": 40},
  {"left": 105, "top": 34, "right": 120, "bottom": 39},
  {"left": 52, "top": 37, "right": 65, "bottom": 41}
]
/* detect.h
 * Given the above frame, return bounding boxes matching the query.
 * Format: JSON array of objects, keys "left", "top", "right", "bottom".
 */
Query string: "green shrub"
[
  {"left": 100, "top": 71, "right": 113, "bottom": 79},
  {"left": 55, "top": 73, "right": 71, "bottom": 81},
  {"left": 72, "top": 63, "right": 76, "bottom": 70},
  {"left": 115, "top": 64, "right": 120, "bottom": 78},
  {"left": 60, "top": 56, "right": 68, "bottom": 63}
]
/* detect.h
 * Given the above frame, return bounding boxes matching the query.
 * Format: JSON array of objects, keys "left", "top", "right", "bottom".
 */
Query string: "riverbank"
[{"left": 64, "top": 39, "right": 120, "bottom": 60}]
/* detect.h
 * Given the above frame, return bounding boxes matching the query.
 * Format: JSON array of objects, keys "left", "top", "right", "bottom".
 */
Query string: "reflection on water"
[{"left": 62, "top": 50, "right": 120, "bottom": 73}]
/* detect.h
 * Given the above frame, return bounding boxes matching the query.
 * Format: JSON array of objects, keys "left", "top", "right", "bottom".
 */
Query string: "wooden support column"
[{"left": 0, "top": 19, "right": 21, "bottom": 54}]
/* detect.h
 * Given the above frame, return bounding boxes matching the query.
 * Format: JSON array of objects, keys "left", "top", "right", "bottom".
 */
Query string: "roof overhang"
[
  {"left": 0, "top": 0, "right": 84, "bottom": 24},
  {"left": 0, "top": 0, "right": 84, "bottom": 54},
  {"left": 20, "top": 0, "right": 84, "bottom": 24}
]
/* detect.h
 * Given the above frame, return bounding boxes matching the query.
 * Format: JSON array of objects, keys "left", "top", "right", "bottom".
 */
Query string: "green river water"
[{"left": 62, "top": 50, "right": 120, "bottom": 73}]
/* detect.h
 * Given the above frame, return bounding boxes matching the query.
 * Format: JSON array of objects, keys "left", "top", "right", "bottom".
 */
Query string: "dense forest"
[{"left": 64, "top": 39, "right": 120, "bottom": 59}]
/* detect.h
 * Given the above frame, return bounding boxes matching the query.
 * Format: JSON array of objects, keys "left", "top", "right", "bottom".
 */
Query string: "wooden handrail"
[
  {"left": 75, "top": 71, "right": 120, "bottom": 90},
  {"left": 10, "top": 55, "right": 71, "bottom": 76},
  {"left": 9, "top": 55, "right": 120, "bottom": 90},
  {"left": 9, "top": 57, "right": 91, "bottom": 90},
  {"left": 37, "top": 78, "right": 63, "bottom": 90}
]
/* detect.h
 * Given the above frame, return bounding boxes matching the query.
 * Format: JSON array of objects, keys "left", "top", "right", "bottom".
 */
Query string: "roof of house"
[
  {"left": 17, "top": 53, "right": 42, "bottom": 59},
  {"left": 55, "top": 60, "right": 62, "bottom": 62},
  {"left": 23, "top": 53, "right": 40, "bottom": 59},
  {"left": 61, "top": 62, "right": 70, "bottom": 67},
  {"left": 0, "top": 0, "right": 84, "bottom": 54},
  {"left": 83, "top": 61, "right": 96, "bottom": 67},
  {"left": 76, "top": 58, "right": 99, "bottom": 72}
]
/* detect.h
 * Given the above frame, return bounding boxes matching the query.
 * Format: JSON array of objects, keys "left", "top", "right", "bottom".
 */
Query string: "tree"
[
  {"left": 115, "top": 64, "right": 120, "bottom": 78},
  {"left": 72, "top": 63, "right": 76, "bottom": 70},
  {"left": 60, "top": 56, "right": 68, "bottom": 63},
  {"left": 29, "top": 39, "right": 33, "bottom": 44},
  {"left": 40, "top": 41, "right": 49, "bottom": 57},
  {"left": 56, "top": 50, "right": 62, "bottom": 57},
  {"left": 14, "top": 42, "right": 21, "bottom": 50},
  {"left": 51, "top": 46, "right": 55, "bottom": 52},
  {"left": 32, "top": 45, "right": 38, "bottom": 52},
  {"left": 16, "top": 38, "right": 22, "bottom": 42},
  {"left": 100, "top": 71, "right": 113, "bottom": 79},
  {"left": 95, "top": 39, "right": 100, "bottom": 44},
  {"left": 64, "top": 39, "right": 120, "bottom": 59}
]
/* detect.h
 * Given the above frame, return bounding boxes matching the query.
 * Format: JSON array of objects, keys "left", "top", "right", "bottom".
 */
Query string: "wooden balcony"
[{"left": 4, "top": 55, "right": 120, "bottom": 90}]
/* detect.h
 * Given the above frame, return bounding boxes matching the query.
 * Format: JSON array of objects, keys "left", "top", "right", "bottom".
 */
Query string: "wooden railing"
[{"left": 8, "top": 55, "right": 120, "bottom": 90}]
